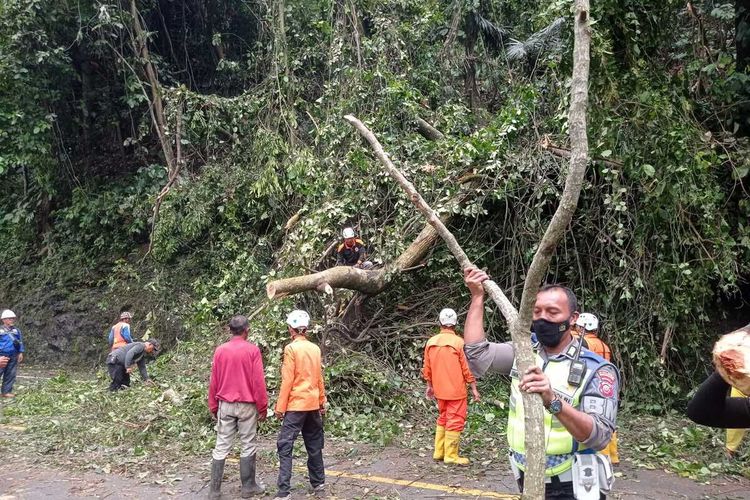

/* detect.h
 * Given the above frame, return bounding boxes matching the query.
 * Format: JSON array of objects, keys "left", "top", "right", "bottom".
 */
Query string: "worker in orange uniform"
[
  {"left": 108, "top": 311, "right": 134, "bottom": 351},
  {"left": 423, "top": 308, "right": 480, "bottom": 465},
  {"left": 575, "top": 312, "right": 619, "bottom": 464},
  {"left": 274, "top": 310, "right": 326, "bottom": 498}
]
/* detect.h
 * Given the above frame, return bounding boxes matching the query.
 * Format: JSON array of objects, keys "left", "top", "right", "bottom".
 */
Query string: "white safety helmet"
[
  {"left": 120, "top": 311, "right": 133, "bottom": 320},
  {"left": 342, "top": 227, "right": 356, "bottom": 239},
  {"left": 439, "top": 308, "right": 458, "bottom": 327},
  {"left": 576, "top": 312, "right": 599, "bottom": 332},
  {"left": 1, "top": 310, "right": 16, "bottom": 320},
  {"left": 286, "top": 310, "right": 310, "bottom": 330}
]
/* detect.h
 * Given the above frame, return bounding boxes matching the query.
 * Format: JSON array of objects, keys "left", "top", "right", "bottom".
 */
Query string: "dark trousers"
[
  {"left": 108, "top": 363, "right": 130, "bottom": 391},
  {"left": 518, "top": 472, "right": 605, "bottom": 499},
  {"left": 276, "top": 410, "right": 325, "bottom": 495},
  {"left": 0, "top": 353, "right": 18, "bottom": 394}
]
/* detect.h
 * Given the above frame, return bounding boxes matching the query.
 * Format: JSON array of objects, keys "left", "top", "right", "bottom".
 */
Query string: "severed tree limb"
[
  {"left": 415, "top": 117, "right": 445, "bottom": 141},
  {"left": 344, "top": 114, "right": 518, "bottom": 323},
  {"left": 267, "top": 211, "right": 453, "bottom": 299},
  {"left": 267, "top": 266, "right": 388, "bottom": 299},
  {"left": 541, "top": 136, "right": 623, "bottom": 169}
]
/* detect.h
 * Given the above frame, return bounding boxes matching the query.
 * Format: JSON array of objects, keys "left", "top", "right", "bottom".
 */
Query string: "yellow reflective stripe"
[{"left": 321, "top": 469, "right": 520, "bottom": 499}]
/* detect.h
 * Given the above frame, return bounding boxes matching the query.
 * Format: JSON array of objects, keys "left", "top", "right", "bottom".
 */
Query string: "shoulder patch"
[{"left": 593, "top": 365, "right": 617, "bottom": 399}]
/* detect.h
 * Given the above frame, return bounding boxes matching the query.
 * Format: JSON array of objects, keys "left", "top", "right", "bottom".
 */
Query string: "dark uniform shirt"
[
  {"left": 336, "top": 239, "right": 366, "bottom": 265},
  {"left": 107, "top": 342, "right": 150, "bottom": 380},
  {"left": 464, "top": 337, "right": 619, "bottom": 450}
]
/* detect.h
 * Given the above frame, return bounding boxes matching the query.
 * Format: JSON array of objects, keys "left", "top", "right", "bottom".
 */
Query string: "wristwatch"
[{"left": 546, "top": 395, "right": 563, "bottom": 415}]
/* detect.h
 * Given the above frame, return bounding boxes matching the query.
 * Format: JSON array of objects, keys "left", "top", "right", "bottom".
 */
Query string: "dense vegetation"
[{"left": 1, "top": 0, "right": 749, "bottom": 440}]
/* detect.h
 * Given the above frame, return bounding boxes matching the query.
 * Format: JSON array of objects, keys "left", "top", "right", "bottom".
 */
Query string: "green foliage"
[
  {"left": 1, "top": 0, "right": 750, "bottom": 475},
  {"left": 622, "top": 411, "right": 750, "bottom": 480}
]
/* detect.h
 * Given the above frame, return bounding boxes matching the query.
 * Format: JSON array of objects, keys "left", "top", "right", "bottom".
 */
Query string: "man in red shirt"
[{"left": 208, "top": 315, "right": 269, "bottom": 499}]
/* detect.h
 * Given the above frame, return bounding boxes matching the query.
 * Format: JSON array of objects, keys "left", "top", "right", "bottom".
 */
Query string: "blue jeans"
[{"left": 0, "top": 353, "right": 18, "bottom": 394}]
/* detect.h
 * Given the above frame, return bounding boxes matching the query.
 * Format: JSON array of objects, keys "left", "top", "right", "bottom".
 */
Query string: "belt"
[
  {"left": 546, "top": 468, "right": 573, "bottom": 483},
  {"left": 511, "top": 453, "right": 574, "bottom": 484},
  {"left": 518, "top": 468, "right": 573, "bottom": 485}
]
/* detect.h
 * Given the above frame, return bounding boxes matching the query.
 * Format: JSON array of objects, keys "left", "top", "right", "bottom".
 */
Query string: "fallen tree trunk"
[
  {"left": 266, "top": 211, "right": 452, "bottom": 299},
  {"left": 267, "top": 266, "right": 387, "bottom": 299}
]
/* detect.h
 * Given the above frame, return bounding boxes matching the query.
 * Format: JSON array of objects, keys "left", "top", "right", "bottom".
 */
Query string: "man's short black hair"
[
  {"left": 229, "top": 315, "right": 249, "bottom": 334},
  {"left": 538, "top": 284, "right": 579, "bottom": 314}
]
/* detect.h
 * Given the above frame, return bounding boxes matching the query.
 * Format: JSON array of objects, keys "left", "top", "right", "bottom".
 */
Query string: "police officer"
[
  {"left": 462, "top": 268, "right": 619, "bottom": 499},
  {"left": 0, "top": 309, "right": 25, "bottom": 398}
]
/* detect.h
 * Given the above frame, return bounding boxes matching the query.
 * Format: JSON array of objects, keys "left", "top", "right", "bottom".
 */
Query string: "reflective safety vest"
[
  {"left": 110, "top": 322, "right": 131, "bottom": 351},
  {"left": 507, "top": 344, "right": 609, "bottom": 476}
]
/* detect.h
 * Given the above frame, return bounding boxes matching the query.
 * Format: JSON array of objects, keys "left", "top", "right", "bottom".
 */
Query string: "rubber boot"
[
  {"left": 433, "top": 425, "right": 446, "bottom": 461},
  {"left": 443, "top": 430, "right": 469, "bottom": 465},
  {"left": 209, "top": 458, "right": 225, "bottom": 499},
  {"left": 609, "top": 431, "right": 619, "bottom": 465},
  {"left": 240, "top": 454, "right": 265, "bottom": 497}
]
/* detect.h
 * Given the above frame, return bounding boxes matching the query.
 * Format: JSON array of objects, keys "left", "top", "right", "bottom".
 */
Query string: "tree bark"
[
  {"left": 130, "top": 0, "right": 174, "bottom": 170},
  {"left": 343, "top": 115, "right": 518, "bottom": 323},
  {"left": 267, "top": 266, "right": 388, "bottom": 299},
  {"left": 512, "top": 2, "right": 592, "bottom": 495},
  {"left": 415, "top": 117, "right": 445, "bottom": 141},
  {"left": 266, "top": 211, "right": 453, "bottom": 298}
]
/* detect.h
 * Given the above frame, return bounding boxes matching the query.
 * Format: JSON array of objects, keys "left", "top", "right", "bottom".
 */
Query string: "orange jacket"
[
  {"left": 422, "top": 328, "right": 475, "bottom": 400},
  {"left": 275, "top": 335, "right": 327, "bottom": 413},
  {"left": 582, "top": 333, "right": 612, "bottom": 361}
]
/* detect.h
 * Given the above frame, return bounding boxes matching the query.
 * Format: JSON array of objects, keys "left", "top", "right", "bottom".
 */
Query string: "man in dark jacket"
[
  {"left": 106, "top": 339, "right": 160, "bottom": 391},
  {"left": 336, "top": 227, "right": 371, "bottom": 268}
]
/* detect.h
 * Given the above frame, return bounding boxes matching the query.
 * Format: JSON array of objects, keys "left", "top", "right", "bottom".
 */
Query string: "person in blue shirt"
[
  {"left": 108, "top": 311, "right": 134, "bottom": 351},
  {"left": 0, "top": 309, "right": 25, "bottom": 398}
]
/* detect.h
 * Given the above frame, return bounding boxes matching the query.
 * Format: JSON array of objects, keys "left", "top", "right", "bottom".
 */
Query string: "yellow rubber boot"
[
  {"left": 608, "top": 431, "right": 620, "bottom": 464},
  {"left": 433, "top": 425, "right": 446, "bottom": 461},
  {"left": 443, "top": 430, "right": 469, "bottom": 465}
]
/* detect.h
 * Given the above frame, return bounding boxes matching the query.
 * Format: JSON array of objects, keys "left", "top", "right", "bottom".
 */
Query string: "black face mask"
[{"left": 532, "top": 318, "right": 571, "bottom": 347}]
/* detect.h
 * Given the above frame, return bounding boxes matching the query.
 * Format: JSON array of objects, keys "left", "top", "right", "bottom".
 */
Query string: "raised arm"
[
  {"left": 463, "top": 268, "right": 488, "bottom": 345},
  {"left": 462, "top": 267, "right": 515, "bottom": 377}
]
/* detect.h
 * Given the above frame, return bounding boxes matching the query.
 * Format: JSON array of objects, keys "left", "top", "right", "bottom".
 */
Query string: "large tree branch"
[
  {"left": 267, "top": 266, "right": 388, "bottom": 299},
  {"left": 266, "top": 211, "right": 453, "bottom": 299},
  {"left": 343, "top": 115, "right": 518, "bottom": 324},
  {"left": 130, "top": 0, "right": 173, "bottom": 169},
  {"left": 511, "top": 2, "right": 592, "bottom": 495}
]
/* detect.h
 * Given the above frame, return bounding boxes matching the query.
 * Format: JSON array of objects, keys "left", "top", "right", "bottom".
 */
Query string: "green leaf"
[{"left": 642, "top": 164, "right": 655, "bottom": 177}]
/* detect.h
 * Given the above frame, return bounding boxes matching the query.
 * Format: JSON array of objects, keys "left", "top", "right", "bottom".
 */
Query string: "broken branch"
[{"left": 343, "top": 114, "right": 518, "bottom": 324}]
